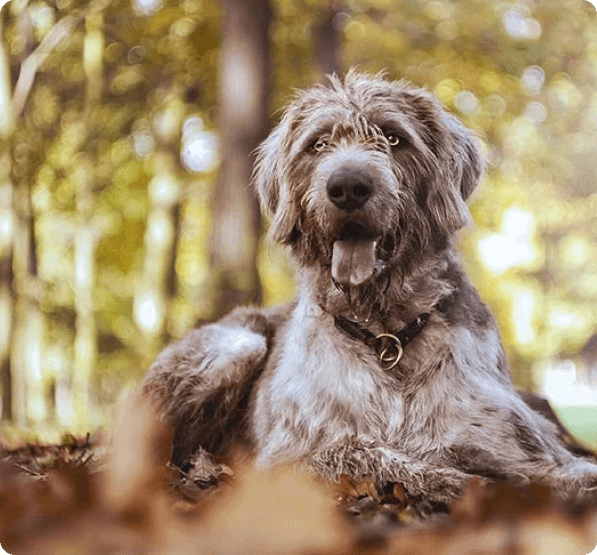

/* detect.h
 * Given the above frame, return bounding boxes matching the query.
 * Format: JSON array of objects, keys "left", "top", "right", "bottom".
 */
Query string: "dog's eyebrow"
[
  {"left": 291, "top": 117, "right": 336, "bottom": 154},
  {"left": 365, "top": 110, "right": 415, "bottom": 138},
  {"left": 370, "top": 116, "right": 429, "bottom": 151},
  {"left": 290, "top": 127, "right": 332, "bottom": 158},
  {"left": 361, "top": 103, "right": 419, "bottom": 139}
]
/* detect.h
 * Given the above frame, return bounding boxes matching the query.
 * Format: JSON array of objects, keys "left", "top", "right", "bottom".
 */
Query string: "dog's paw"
[
  {"left": 539, "top": 458, "right": 597, "bottom": 504},
  {"left": 186, "top": 447, "right": 234, "bottom": 488},
  {"left": 308, "top": 439, "right": 470, "bottom": 505},
  {"left": 308, "top": 439, "right": 379, "bottom": 482},
  {"left": 382, "top": 462, "right": 470, "bottom": 504}
]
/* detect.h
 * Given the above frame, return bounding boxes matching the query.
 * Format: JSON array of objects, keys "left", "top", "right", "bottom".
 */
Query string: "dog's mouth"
[{"left": 331, "top": 222, "right": 377, "bottom": 288}]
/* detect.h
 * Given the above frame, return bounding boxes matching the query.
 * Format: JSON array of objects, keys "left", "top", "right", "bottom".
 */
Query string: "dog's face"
[{"left": 254, "top": 72, "right": 484, "bottom": 290}]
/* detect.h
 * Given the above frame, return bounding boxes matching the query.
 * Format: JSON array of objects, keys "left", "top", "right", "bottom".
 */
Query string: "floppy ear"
[
  {"left": 444, "top": 113, "right": 485, "bottom": 202},
  {"left": 252, "top": 110, "right": 300, "bottom": 244},
  {"left": 426, "top": 111, "right": 485, "bottom": 234}
]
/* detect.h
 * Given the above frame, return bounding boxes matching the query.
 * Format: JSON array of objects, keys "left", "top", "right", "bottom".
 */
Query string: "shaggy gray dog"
[{"left": 144, "top": 71, "right": 597, "bottom": 507}]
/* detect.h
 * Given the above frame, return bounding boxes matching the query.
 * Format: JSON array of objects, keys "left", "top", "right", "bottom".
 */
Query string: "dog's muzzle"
[
  {"left": 326, "top": 166, "right": 378, "bottom": 288},
  {"left": 326, "top": 167, "right": 373, "bottom": 211}
]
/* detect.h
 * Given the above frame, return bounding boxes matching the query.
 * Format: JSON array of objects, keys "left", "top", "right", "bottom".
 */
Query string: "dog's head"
[{"left": 254, "top": 71, "right": 484, "bottom": 290}]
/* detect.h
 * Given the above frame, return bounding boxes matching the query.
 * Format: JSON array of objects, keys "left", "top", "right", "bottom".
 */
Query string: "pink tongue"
[{"left": 332, "top": 239, "right": 376, "bottom": 288}]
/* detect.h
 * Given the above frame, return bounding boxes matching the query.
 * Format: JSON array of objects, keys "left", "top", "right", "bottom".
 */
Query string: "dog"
[{"left": 143, "top": 71, "right": 597, "bottom": 508}]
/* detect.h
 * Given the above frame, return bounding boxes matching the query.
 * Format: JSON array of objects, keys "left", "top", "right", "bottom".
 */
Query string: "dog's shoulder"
[{"left": 435, "top": 255, "right": 494, "bottom": 335}]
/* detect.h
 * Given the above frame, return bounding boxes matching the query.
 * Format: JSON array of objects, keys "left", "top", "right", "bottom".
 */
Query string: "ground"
[{"left": 1, "top": 395, "right": 596, "bottom": 555}]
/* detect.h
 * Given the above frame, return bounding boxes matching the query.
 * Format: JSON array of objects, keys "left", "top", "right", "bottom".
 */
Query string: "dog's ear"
[
  {"left": 426, "top": 111, "right": 485, "bottom": 234},
  {"left": 253, "top": 110, "right": 299, "bottom": 244},
  {"left": 444, "top": 113, "right": 485, "bottom": 202}
]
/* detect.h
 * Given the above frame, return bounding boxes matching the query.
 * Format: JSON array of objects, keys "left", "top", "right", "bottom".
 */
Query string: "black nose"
[{"left": 326, "top": 168, "right": 373, "bottom": 211}]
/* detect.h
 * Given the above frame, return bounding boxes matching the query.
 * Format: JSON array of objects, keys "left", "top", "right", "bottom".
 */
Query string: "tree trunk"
[
  {"left": 134, "top": 96, "right": 184, "bottom": 366},
  {"left": 73, "top": 154, "right": 96, "bottom": 428},
  {"left": 165, "top": 201, "right": 182, "bottom": 344},
  {"left": 313, "top": 3, "right": 342, "bottom": 78},
  {"left": 71, "top": 13, "right": 104, "bottom": 428},
  {"left": 0, "top": 181, "right": 13, "bottom": 422},
  {"left": 0, "top": 13, "right": 14, "bottom": 422},
  {"left": 11, "top": 175, "right": 45, "bottom": 427},
  {"left": 210, "top": 0, "right": 271, "bottom": 319},
  {"left": 7, "top": 3, "right": 47, "bottom": 427}
]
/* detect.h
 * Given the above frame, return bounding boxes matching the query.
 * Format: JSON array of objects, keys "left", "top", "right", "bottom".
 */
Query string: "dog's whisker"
[
  {"left": 331, "top": 276, "right": 344, "bottom": 293},
  {"left": 382, "top": 273, "right": 392, "bottom": 296},
  {"left": 345, "top": 286, "right": 352, "bottom": 307}
]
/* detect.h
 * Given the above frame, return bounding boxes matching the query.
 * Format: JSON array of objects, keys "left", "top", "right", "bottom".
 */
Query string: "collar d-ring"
[
  {"left": 375, "top": 333, "right": 404, "bottom": 370},
  {"left": 333, "top": 312, "right": 430, "bottom": 372}
]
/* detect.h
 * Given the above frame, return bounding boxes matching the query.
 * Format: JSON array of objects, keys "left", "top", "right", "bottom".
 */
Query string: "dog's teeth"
[{"left": 332, "top": 239, "right": 376, "bottom": 287}]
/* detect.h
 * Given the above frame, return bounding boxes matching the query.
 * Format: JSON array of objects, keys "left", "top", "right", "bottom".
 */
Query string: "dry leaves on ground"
[{"left": 1, "top": 393, "right": 596, "bottom": 555}]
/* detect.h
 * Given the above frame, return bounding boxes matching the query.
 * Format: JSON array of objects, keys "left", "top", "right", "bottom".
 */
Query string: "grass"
[{"left": 553, "top": 405, "right": 597, "bottom": 450}]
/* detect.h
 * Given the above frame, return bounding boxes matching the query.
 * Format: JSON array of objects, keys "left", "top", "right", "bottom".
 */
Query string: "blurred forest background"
[{"left": 0, "top": 0, "right": 596, "bottom": 440}]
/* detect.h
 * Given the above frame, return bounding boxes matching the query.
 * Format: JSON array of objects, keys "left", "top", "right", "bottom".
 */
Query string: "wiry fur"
[{"left": 144, "top": 71, "right": 597, "bottom": 508}]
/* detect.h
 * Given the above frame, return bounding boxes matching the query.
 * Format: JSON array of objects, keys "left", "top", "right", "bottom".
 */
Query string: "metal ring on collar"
[{"left": 375, "top": 333, "right": 403, "bottom": 370}]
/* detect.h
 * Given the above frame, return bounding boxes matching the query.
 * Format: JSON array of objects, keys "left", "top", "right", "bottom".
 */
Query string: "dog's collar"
[{"left": 334, "top": 313, "right": 430, "bottom": 371}]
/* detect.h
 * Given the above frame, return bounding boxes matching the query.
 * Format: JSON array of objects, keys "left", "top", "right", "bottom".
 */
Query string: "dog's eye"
[
  {"left": 385, "top": 133, "right": 401, "bottom": 147},
  {"left": 312, "top": 138, "right": 328, "bottom": 152}
]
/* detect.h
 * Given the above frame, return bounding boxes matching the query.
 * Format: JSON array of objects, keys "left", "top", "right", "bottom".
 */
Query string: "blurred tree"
[
  {"left": 0, "top": 10, "right": 14, "bottom": 421},
  {"left": 313, "top": 1, "right": 343, "bottom": 77},
  {"left": 210, "top": 0, "right": 271, "bottom": 318},
  {"left": 12, "top": 152, "right": 47, "bottom": 427},
  {"left": 134, "top": 95, "right": 184, "bottom": 366},
  {"left": 8, "top": 0, "right": 47, "bottom": 427},
  {"left": 0, "top": 186, "right": 12, "bottom": 422},
  {"left": 72, "top": 10, "right": 105, "bottom": 427}
]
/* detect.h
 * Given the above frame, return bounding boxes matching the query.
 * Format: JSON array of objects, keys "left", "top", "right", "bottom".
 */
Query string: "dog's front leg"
[
  {"left": 446, "top": 400, "right": 597, "bottom": 504},
  {"left": 308, "top": 436, "right": 472, "bottom": 506},
  {"left": 143, "top": 306, "right": 285, "bottom": 469}
]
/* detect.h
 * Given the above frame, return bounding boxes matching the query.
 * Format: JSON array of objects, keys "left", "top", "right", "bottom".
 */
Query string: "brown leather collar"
[{"left": 334, "top": 313, "right": 430, "bottom": 370}]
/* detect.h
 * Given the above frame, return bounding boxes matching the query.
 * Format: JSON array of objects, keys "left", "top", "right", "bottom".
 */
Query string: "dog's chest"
[{"left": 251, "top": 300, "right": 405, "bottom": 463}]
